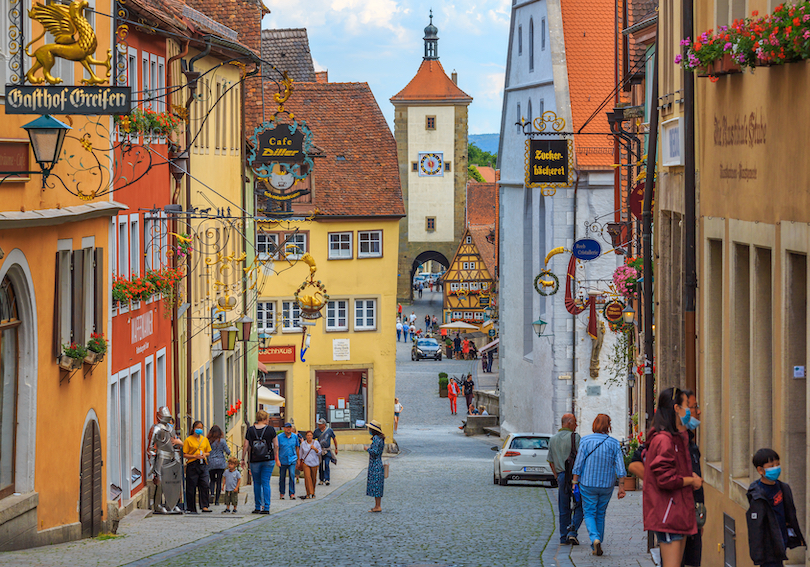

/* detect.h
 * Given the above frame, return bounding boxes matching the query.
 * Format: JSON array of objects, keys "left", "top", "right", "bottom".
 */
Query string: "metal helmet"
[{"left": 156, "top": 406, "right": 173, "bottom": 424}]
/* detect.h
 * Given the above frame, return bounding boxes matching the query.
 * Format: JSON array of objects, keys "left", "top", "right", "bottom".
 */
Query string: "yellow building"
[
  {"left": 254, "top": 80, "right": 404, "bottom": 445},
  {"left": 442, "top": 227, "right": 496, "bottom": 325},
  {"left": 0, "top": 0, "right": 125, "bottom": 548}
]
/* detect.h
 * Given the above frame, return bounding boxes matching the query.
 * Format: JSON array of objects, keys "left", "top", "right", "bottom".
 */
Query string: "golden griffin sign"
[{"left": 25, "top": 0, "right": 112, "bottom": 85}]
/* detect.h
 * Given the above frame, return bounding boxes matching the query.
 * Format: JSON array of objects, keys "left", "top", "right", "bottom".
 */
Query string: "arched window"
[
  {"left": 0, "top": 276, "right": 20, "bottom": 498},
  {"left": 517, "top": 102, "right": 521, "bottom": 133},
  {"left": 529, "top": 18, "right": 535, "bottom": 71},
  {"left": 527, "top": 99, "right": 533, "bottom": 132}
]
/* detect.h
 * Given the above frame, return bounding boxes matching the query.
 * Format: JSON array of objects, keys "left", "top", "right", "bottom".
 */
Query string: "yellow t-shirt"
[{"left": 183, "top": 435, "right": 212, "bottom": 463}]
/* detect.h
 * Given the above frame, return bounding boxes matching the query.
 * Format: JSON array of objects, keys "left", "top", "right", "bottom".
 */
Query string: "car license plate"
[{"left": 524, "top": 466, "right": 544, "bottom": 472}]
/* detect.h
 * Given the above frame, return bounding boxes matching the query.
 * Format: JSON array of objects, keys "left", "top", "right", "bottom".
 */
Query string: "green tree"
[
  {"left": 468, "top": 143, "right": 497, "bottom": 167},
  {"left": 468, "top": 164, "right": 485, "bottom": 182}
]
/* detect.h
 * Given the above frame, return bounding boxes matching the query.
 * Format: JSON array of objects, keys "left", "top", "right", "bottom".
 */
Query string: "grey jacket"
[{"left": 207, "top": 438, "right": 231, "bottom": 470}]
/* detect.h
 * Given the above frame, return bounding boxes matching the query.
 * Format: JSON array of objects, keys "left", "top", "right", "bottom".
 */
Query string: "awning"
[
  {"left": 258, "top": 361, "right": 268, "bottom": 373},
  {"left": 0, "top": 200, "right": 127, "bottom": 228},
  {"left": 480, "top": 338, "right": 499, "bottom": 353},
  {"left": 257, "top": 386, "right": 285, "bottom": 405},
  {"left": 439, "top": 321, "right": 480, "bottom": 331}
]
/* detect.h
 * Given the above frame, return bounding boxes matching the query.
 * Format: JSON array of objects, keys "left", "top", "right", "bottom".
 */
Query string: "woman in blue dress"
[{"left": 365, "top": 420, "right": 385, "bottom": 512}]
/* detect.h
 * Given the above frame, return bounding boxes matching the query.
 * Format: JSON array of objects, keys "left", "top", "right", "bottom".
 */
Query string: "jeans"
[
  {"left": 319, "top": 451, "right": 332, "bottom": 482},
  {"left": 557, "top": 472, "right": 584, "bottom": 542},
  {"left": 580, "top": 485, "right": 614, "bottom": 544},
  {"left": 278, "top": 463, "right": 296, "bottom": 496},
  {"left": 209, "top": 468, "right": 224, "bottom": 504},
  {"left": 397, "top": 329, "right": 401, "bottom": 341},
  {"left": 249, "top": 460, "right": 274, "bottom": 511},
  {"left": 404, "top": 331, "right": 409, "bottom": 342}
]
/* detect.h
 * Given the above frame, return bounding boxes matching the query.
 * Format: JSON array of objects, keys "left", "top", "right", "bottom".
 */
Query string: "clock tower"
[{"left": 391, "top": 12, "right": 473, "bottom": 301}]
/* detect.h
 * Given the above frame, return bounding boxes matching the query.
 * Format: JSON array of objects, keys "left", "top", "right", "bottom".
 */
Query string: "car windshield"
[
  {"left": 417, "top": 339, "right": 439, "bottom": 347},
  {"left": 509, "top": 437, "right": 550, "bottom": 450}
]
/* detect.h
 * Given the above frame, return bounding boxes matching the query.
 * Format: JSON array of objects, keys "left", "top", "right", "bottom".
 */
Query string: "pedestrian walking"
[
  {"left": 447, "top": 378, "right": 459, "bottom": 415},
  {"left": 297, "top": 431, "right": 321, "bottom": 499},
  {"left": 453, "top": 333, "right": 462, "bottom": 359},
  {"left": 277, "top": 422, "right": 299, "bottom": 500},
  {"left": 409, "top": 311, "right": 417, "bottom": 325},
  {"left": 487, "top": 349, "right": 494, "bottom": 372},
  {"left": 424, "top": 314, "right": 431, "bottom": 333},
  {"left": 747, "top": 448, "right": 806, "bottom": 567},
  {"left": 397, "top": 302, "right": 402, "bottom": 318},
  {"left": 418, "top": 282, "right": 423, "bottom": 298},
  {"left": 182, "top": 420, "right": 212, "bottom": 514},
  {"left": 409, "top": 323, "right": 416, "bottom": 341},
  {"left": 432, "top": 315, "right": 438, "bottom": 331},
  {"left": 365, "top": 420, "right": 386, "bottom": 512},
  {"left": 642, "top": 388, "right": 699, "bottom": 566},
  {"left": 206, "top": 425, "right": 230, "bottom": 506},
  {"left": 315, "top": 418, "right": 337, "bottom": 486},
  {"left": 463, "top": 374, "right": 475, "bottom": 411},
  {"left": 469, "top": 340, "right": 478, "bottom": 360},
  {"left": 393, "top": 398, "right": 403, "bottom": 432},
  {"left": 221, "top": 457, "right": 241, "bottom": 513},
  {"left": 429, "top": 280, "right": 433, "bottom": 292},
  {"left": 461, "top": 337, "right": 470, "bottom": 360},
  {"left": 396, "top": 319, "right": 403, "bottom": 342},
  {"left": 242, "top": 410, "right": 279, "bottom": 514},
  {"left": 548, "top": 414, "right": 584, "bottom": 545},
  {"left": 403, "top": 323, "right": 409, "bottom": 343},
  {"left": 571, "top": 414, "right": 626, "bottom": 556}
]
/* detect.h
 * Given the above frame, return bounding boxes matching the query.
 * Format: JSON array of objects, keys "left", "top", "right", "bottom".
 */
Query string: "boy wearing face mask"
[{"left": 747, "top": 448, "right": 806, "bottom": 567}]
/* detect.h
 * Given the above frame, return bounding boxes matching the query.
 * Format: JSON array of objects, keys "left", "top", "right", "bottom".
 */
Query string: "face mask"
[
  {"left": 686, "top": 417, "right": 701, "bottom": 430},
  {"left": 764, "top": 466, "right": 781, "bottom": 481},
  {"left": 194, "top": 429, "right": 204, "bottom": 436},
  {"left": 680, "top": 407, "right": 691, "bottom": 426}
]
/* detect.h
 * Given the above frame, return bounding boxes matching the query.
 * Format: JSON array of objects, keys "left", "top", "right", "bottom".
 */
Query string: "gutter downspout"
[
  {"left": 572, "top": 171, "right": 580, "bottom": 416},
  {"left": 683, "top": 0, "right": 697, "bottom": 393}
]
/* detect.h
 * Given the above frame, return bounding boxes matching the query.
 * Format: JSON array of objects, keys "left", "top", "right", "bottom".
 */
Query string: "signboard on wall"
[
  {"left": 4, "top": 86, "right": 131, "bottom": 114},
  {"left": 0, "top": 140, "right": 30, "bottom": 181},
  {"left": 333, "top": 339, "right": 350, "bottom": 361},
  {"left": 525, "top": 139, "right": 572, "bottom": 187},
  {"left": 259, "top": 345, "right": 296, "bottom": 364}
]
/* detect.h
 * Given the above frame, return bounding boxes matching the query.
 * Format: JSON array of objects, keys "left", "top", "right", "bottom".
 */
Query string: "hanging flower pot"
[
  {"left": 84, "top": 350, "right": 104, "bottom": 365},
  {"left": 59, "top": 353, "right": 83, "bottom": 371}
]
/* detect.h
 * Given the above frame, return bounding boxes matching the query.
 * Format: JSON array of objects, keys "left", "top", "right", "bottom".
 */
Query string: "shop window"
[
  {"left": 257, "top": 301, "right": 276, "bottom": 333},
  {"left": 354, "top": 299, "right": 376, "bottom": 331},
  {"left": 282, "top": 301, "right": 302, "bottom": 332},
  {"left": 257, "top": 232, "right": 278, "bottom": 260},
  {"left": 426, "top": 116, "right": 436, "bottom": 130},
  {"left": 328, "top": 232, "right": 352, "bottom": 260},
  {"left": 315, "top": 370, "right": 367, "bottom": 430},
  {"left": 326, "top": 300, "right": 348, "bottom": 331},
  {"left": 0, "top": 277, "right": 20, "bottom": 498},
  {"left": 358, "top": 231, "right": 382, "bottom": 258},
  {"left": 283, "top": 233, "right": 307, "bottom": 260}
]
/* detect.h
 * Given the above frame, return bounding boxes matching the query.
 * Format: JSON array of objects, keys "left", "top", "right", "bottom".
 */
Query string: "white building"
[{"left": 497, "top": 0, "right": 628, "bottom": 439}]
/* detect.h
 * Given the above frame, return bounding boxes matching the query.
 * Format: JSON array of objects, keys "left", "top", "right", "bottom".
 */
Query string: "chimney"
[
  {"left": 315, "top": 70, "right": 328, "bottom": 83},
  {"left": 451, "top": 70, "right": 458, "bottom": 85}
]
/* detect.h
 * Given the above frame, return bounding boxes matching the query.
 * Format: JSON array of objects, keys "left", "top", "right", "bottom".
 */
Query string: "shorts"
[
  {"left": 394, "top": 412, "right": 400, "bottom": 417},
  {"left": 653, "top": 531, "right": 685, "bottom": 544},
  {"left": 223, "top": 490, "right": 239, "bottom": 506}
]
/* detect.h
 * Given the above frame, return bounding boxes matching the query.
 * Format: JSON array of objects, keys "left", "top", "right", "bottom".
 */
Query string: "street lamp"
[
  {"left": 532, "top": 318, "right": 548, "bottom": 337},
  {"left": 236, "top": 315, "right": 253, "bottom": 342},
  {"left": 258, "top": 332, "right": 271, "bottom": 348},
  {"left": 484, "top": 306, "right": 493, "bottom": 320},
  {"left": 219, "top": 326, "right": 239, "bottom": 351},
  {"left": 22, "top": 115, "right": 71, "bottom": 183},
  {"left": 622, "top": 304, "right": 636, "bottom": 324}
]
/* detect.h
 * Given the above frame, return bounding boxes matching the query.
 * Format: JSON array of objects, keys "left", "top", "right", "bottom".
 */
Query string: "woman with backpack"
[
  {"left": 571, "top": 414, "right": 627, "bottom": 556},
  {"left": 241, "top": 410, "right": 279, "bottom": 514}
]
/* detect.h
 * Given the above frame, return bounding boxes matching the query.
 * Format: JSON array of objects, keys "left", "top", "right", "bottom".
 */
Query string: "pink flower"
[
  {"left": 724, "top": 42, "right": 733, "bottom": 50},
  {"left": 674, "top": 54, "right": 683, "bottom": 64},
  {"left": 804, "top": 30, "right": 810, "bottom": 39}
]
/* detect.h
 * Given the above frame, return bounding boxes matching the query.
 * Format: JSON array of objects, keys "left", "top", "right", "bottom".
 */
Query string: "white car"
[{"left": 492, "top": 432, "right": 556, "bottom": 486}]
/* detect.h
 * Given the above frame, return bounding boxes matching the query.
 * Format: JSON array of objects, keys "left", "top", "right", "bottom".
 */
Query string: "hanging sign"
[
  {"left": 525, "top": 139, "right": 573, "bottom": 187},
  {"left": 572, "top": 238, "right": 602, "bottom": 261},
  {"left": 4, "top": 86, "right": 131, "bottom": 115},
  {"left": 249, "top": 119, "right": 314, "bottom": 181},
  {"left": 258, "top": 345, "right": 296, "bottom": 364},
  {"left": 603, "top": 301, "right": 625, "bottom": 322},
  {"left": 254, "top": 125, "right": 305, "bottom": 163},
  {"left": 629, "top": 181, "right": 656, "bottom": 219}
]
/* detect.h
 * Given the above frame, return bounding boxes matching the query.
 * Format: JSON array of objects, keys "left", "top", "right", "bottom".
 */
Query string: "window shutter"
[
  {"left": 94, "top": 248, "right": 103, "bottom": 335},
  {"left": 72, "top": 250, "right": 84, "bottom": 343},
  {"left": 54, "top": 252, "right": 61, "bottom": 358}
]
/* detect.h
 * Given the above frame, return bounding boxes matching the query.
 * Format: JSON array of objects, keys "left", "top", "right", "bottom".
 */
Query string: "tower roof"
[{"left": 390, "top": 59, "right": 472, "bottom": 104}]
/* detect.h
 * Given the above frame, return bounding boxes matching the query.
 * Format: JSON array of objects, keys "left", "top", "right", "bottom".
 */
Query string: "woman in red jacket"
[{"left": 643, "top": 387, "right": 703, "bottom": 567}]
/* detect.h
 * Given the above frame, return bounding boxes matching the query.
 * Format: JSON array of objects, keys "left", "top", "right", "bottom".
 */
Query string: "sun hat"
[{"left": 367, "top": 420, "right": 384, "bottom": 435}]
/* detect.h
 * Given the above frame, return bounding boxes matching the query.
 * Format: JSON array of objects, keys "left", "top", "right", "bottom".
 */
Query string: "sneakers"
[
  {"left": 567, "top": 536, "right": 579, "bottom": 546},
  {"left": 592, "top": 539, "right": 603, "bottom": 556},
  {"left": 222, "top": 509, "right": 230, "bottom": 514},
  {"left": 259, "top": 510, "right": 270, "bottom": 515}
]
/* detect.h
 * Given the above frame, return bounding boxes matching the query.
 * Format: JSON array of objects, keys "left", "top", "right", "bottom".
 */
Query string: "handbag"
[
  {"left": 695, "top": 502, "right": 707, "bottom": 528},
  {"left": 383, "top": 462, "right": 390, "bottom": 479},
  {"left": 296, "top": 443, "right": 315, "bottom": 472}
]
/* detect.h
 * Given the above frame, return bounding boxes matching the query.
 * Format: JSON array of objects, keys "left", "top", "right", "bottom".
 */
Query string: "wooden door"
[
  {"left": 261, "top": 371, "right": 286, "bottom": 428},
  {"left": 80, "top": 420, "right": 102, "bottom": 538}
]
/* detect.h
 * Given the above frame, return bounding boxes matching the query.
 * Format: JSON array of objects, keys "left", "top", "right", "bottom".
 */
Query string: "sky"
[{"left": 261, "top": 0, "right": 512, "bottom": 135}]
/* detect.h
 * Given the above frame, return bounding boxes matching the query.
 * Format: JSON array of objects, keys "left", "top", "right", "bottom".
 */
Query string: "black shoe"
[
  {"left": 185, "top": 510, "right": 198, "bottom": 514},
  {"left": 222, "top": 509, "right": 230, "bottom": 514},
  {"left": 252, "top": 509, "right": 261, "bottom": 514},
  {"left": 259, "top": 510, "right": 270, "bottom": 514},
  {"left": 568, "top": 536, "right": 580, "bottom": 546},
  {"left": 325, "top": 481, "right": 330, "bottom": 486}
]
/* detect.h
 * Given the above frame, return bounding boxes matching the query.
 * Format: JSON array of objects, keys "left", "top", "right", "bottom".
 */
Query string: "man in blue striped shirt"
[{"left": 571, "top": 414, "right": 626, "bottom": 556}]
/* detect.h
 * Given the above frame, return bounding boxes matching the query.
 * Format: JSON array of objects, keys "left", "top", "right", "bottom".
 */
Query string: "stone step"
[{"left": 483, "top": 426, "right": 501, "bottom": 437}]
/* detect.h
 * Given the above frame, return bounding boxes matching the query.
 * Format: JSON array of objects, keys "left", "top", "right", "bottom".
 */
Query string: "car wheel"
[
  {"left": 499, "top": 476, "right": 508, "bottom": 486},
  {"left": 438, "top": 355, "right": 442, "bottom": 361},
  {"left": 411, "top": 353, "right": 415, "bottom": 361},
  {"left": 493, "top": 474, "right": 498, "bottom": 485}
]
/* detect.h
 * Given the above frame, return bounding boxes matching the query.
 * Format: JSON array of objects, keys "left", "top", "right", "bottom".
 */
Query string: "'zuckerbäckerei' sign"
[
  {"left": 4, "top": 85, "right": 132, "bottom": 115},
  {"left": 527, "top": 139, "right": 570, "bottom": 185}
]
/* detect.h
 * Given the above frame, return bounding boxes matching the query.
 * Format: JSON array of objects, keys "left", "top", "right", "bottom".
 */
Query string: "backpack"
[
  {"left": 563, "top": 431, "right": 578, "bottom": 493},
  {"left": 250, "top": 426, "right": 272, "bottom": 461}
]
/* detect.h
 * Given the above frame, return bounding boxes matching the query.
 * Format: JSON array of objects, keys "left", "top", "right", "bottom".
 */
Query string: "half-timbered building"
[{"left": 442, "top": 227, "right": 495, "bottom": 325}]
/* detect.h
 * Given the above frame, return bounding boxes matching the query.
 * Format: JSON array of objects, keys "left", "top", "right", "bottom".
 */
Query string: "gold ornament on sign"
[
  {"left": 274, "top": 71, "right": 293, "bottom": 113},
  {"left": 294, "top": 253, "right": 329, "bottom": 319},
  {"left": 25, "top": 0, "right": 112, "bottom": 85}
]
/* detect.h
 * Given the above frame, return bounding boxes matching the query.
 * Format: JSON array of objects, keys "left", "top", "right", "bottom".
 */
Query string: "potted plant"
[
  {"left": 623, "top": 437, "right": 641, "bottom": 490},
  {"left": 85, "top": 332, "right": 107, "bottom": 364},
  {"left": 60, "top": 342, "right": 87, "bottom": 370},
  {"left": 438, "top": 372, "right": 449, "bottom": 398}
]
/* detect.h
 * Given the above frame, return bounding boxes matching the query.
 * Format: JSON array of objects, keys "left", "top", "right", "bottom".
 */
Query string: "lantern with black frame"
[{"left": 0, "top": 115, "right": 71, "bottom": 188}]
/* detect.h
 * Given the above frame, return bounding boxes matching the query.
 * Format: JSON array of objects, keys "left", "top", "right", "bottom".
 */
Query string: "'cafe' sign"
[{"left": 254, "top": 125, "right": 305, "bottom": 163}]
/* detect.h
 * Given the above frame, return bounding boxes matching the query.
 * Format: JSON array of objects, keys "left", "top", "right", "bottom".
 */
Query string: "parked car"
[
  {"left": 492, "top": 433, "right": 555, "bottom": 486},
  {"left": 411, "top": 338, "right": 442, "bottom": 361}
]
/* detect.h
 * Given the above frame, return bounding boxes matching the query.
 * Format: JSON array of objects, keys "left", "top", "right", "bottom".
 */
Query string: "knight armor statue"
[{"left": 147, "top": 406, "right": 183, "bottom": 514}]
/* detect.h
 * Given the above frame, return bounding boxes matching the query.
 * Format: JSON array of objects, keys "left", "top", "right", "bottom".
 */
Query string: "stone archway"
[{"left": 404, "top": 250, "right": 450, "bottom": 302}]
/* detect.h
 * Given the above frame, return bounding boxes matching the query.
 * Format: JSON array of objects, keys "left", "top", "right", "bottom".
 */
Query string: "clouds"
[{"left": 263, "top": 0, "right": 511, "bottom": 135}]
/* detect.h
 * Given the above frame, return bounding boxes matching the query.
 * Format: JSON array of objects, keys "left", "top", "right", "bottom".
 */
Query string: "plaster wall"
[{"left": 406, "top": 106, "right": 456, "bottom": 242}]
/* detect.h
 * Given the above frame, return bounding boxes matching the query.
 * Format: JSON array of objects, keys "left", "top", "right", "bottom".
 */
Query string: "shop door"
[
  {"left": 261, "top": 372, "right": 286, "bottom": 428},
  {"left": 79, "top": 420, "right": 102, "bottom": 538}
]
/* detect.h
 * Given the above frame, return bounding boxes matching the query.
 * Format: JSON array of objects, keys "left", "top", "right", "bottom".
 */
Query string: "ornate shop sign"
[
  {"left": 253, "top": 125, "right": 305, "bottom": 163},
  {"left": 629, "top": 181, "right": 655, "bottom": 219},
  {"left": 524, "top": 111, "right": 574, "bottom": 196},
  {"left": 603, "top": 301, "right": 624, "bottom": 322},
  {"left": 4, "top": 86, "right": 131, "bottom": 115},
  {"left": 572, "top": 238, "right": 602, "bottom": 261}
]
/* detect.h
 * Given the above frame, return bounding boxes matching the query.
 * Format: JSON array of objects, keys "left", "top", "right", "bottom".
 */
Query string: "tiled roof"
[
  {"left": 178, "top": 0, "right": 262, "bottom": 54},
  {"left": 626, "top": 1, "right": 658, "bottom": 69},
  {"left": 390, "top": 59, "right": 472, "bottom": 104},
  {"left": 261, "top": 29, "right": 316, "bottom": 83},
  {"left": 469, "top": 225, "right": 496, "bottom": 278},
  {"left": 561, "top": 0, "right": 615, "bottom": 169},
  {"left": 466, "top": 182, "right": 496, "bottom": 226},
  {"left": 476, "top": 166, "right": 497, "bottom": 183},
  {"left": 257, "top": 82, "right": 404, "bottom": 217}
]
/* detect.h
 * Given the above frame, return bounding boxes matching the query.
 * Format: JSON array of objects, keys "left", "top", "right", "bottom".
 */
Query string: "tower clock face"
[{"left": 419, "top": 152, "right": 444, "bottom": 176}]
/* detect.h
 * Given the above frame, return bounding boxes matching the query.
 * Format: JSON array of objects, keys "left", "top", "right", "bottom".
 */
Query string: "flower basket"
[
  {"left": 84, "top": 350, "right": 104, "bottom": 365},
  {"left": 623, "top": 476, "right": 638, "bottom": 491},
  {"left": 59, "top": 354, "right": 82, "bottom": 371},
  {"left": 712, "top": 54, "right": 742, "bottom": 75}
]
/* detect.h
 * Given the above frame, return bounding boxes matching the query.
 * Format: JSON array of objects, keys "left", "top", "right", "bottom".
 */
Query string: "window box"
[
  {"left": 59, "top": 354, "right": 83, "bottom": 371},
  {"left": 84, "top": 350, "right": 105, "bottom": 365}
]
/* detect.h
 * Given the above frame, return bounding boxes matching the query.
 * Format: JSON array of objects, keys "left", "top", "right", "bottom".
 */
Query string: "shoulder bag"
[
  {"left": 563, "top": 431, "right": 578, "bottom": 493},
  {"left": 296, "top": 443, "right": 315, "bottom": 472}
]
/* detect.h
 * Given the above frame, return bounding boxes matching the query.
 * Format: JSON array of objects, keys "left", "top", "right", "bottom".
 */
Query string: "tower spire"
[{"left": 423, "top": 10, "right": 439, "bottom": 60}]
